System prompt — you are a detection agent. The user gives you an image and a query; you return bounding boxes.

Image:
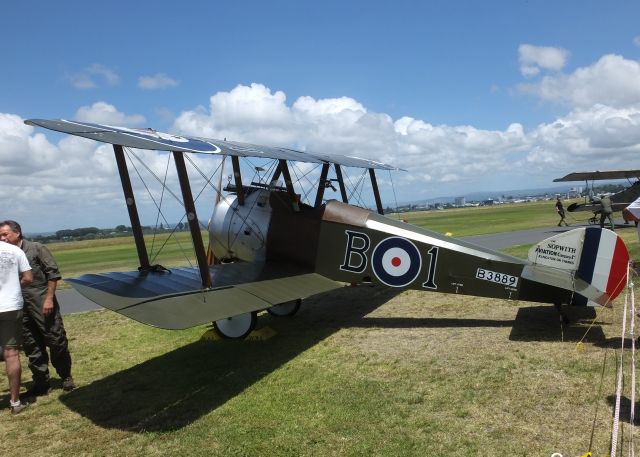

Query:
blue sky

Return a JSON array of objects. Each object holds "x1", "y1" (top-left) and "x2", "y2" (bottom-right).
[{"x1": 2, "y1": 1, "x2": 640, "y2": 231}]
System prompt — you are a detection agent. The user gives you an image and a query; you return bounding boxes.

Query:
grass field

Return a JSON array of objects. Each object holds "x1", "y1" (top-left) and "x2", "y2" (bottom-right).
[
  {"x1": 49, "y1": 231, "x2": 202, "y2": 284},
  {"x1": 396, "y1": 198, "x2": 590, "y2": 237},
  {"x1": 1, "y1": 201, "x2": 638, "y2": 456}
]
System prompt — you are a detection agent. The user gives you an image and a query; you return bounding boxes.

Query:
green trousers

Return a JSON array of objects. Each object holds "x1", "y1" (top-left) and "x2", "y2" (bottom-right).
[{"x1": 22, "y1": 295, "x2": 72, "y2": 384}]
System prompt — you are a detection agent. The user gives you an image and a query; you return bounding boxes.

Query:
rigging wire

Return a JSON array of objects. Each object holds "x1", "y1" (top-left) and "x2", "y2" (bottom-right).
[
  {"x1": 290, "y1": 162, "x2": 322, "y2": 205},
  {"x1": 124, "y1": 148, "x2": 226, "y2": 267},
  {"x1": 388, "y1": 169, "x2": 400, "y2": 218},
  {"x1": 182, "y1": 154, "x2": 260, "y2": 256},
  {"x1": 125, "y1": 149, "x2": 184, "y2": 204},
  {"x1": 349, "y1": 169, "x2": 369, "y2": 209},
  {"x1": 264, "y1": 160, "x2": 279, "y2": 184},
  {"x1": 124, "y1": 149, "x2": 194, "y2": 267},
  {"x1": 189, "y1": 155, "x2": 277, "y2": 255},
  {"x1": 149, "y1": 152, "x2": 172, "y2": 259},
  {"x1": 341, "y1": 167, "x2": 368, "y2": 208},
  {"x1": 184, "y1": 154, "x2": 228, "y2": 220}
]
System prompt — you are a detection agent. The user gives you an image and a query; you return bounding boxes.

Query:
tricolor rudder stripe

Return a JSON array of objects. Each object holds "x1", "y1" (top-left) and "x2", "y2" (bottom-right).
[{"x1": 576, "y1": 227, "x2": 629, "y2": 304}]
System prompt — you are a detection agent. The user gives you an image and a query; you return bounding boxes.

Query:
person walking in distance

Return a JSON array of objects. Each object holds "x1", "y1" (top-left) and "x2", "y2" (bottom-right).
[
  {"x1": 599, "y1": 194, "x2": 615, "y2": 230},
  {"x1": 555, "y1": 197, "x2": 569, "y2": 227},
  {"x1": 0, "y1": 220, "x2": 75, "y2": 396}
]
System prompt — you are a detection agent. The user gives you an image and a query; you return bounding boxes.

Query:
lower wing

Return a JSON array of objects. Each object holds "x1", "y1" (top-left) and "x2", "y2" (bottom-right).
[{"x1": 68, "y1": 261, "x2": 340, "y2": 329}]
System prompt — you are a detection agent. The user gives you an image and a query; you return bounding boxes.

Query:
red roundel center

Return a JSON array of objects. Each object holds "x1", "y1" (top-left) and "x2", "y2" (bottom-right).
[{"x1": 391, "y1": 256, "x2": 402, "y2": 267}]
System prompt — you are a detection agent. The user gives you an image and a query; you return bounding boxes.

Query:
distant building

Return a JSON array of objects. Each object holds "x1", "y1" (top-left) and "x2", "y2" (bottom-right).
[{"x1": 454, "y1": 196, "x2": 466, "y2": 207}]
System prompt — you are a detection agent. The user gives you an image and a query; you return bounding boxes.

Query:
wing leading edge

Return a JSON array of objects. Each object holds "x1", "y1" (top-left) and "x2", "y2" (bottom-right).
[{"x1": 25, "y1": 118, "x2": 400, "y2": 171}]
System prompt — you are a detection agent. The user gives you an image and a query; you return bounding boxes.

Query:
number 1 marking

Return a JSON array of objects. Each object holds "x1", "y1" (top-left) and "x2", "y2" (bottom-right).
[{"x1": 422, "y1": 246, "x2": 439, "y2": 290}]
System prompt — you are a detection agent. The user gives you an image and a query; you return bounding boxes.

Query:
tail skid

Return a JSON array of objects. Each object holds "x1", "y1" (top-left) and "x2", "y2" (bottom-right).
[{"x1": 523, "y1": 227, "x2": 629, "y2": 306}]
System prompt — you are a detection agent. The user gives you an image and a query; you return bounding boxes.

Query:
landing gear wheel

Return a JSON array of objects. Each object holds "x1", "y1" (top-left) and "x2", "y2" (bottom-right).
[
  {"x1": 267, "y1": 299, "x2": 302, "y2": 317},
  {"x1": 213, "y1": 311, "x2": 257, "y2": 339}
]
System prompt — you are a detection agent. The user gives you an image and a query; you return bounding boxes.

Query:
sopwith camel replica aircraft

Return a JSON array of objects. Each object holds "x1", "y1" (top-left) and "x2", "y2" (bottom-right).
[{"x1": 26, "y1": 119, "x2": 631, "y2": 338}]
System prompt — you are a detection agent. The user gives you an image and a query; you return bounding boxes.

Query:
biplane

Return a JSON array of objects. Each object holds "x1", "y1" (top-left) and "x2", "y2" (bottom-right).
[
  {"x1": 554, "y1": 170, "x2": 640, "y2": 218},
  {"x1": 26, "y1": 119, "x2": 631, "y2": 338}
]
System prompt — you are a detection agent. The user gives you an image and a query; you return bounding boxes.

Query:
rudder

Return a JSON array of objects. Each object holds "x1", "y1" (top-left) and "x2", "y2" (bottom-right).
[{"x1": 526, "y1": 227, "x2": 629, "y2": 306}]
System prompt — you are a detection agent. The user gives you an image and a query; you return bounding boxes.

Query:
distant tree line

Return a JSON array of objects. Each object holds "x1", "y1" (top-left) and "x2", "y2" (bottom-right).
[{"x1": 30, "y1": 223, "x2": 189, "y2": 244}]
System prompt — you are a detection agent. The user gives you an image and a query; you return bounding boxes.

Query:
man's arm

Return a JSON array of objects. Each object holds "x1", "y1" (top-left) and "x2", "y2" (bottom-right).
[
  {"x1": 35, "y1": 243, "x2": 62, "y2": 316},
  {"x1": 20, "y1": 270, "x2": 33, "y2": 287},
  {"x1": 42, "y1": 279, "x2": 57, "y2": 316}
]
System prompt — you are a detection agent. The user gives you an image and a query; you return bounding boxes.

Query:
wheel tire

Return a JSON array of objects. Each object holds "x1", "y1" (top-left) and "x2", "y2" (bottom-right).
[
  {"x1": 213, "y1": 311, "x2": 257, "y2": 339},
  {"x1": 267, "y1": 299, "x2": 302, "y2": 317}
]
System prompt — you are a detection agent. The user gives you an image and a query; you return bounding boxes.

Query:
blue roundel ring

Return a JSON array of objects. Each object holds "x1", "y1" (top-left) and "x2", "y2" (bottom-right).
[{"x1": 371, "y1": 237, "x2": 422, "y2": 287}]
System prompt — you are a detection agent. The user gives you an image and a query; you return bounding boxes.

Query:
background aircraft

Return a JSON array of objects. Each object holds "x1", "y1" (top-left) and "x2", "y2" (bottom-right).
[
  {"x1": 554, "y1": 170, "x2": 640, "y2": 219},
  {"x1": 25, "y1": 119, "x2": 631, "y2": 338}
]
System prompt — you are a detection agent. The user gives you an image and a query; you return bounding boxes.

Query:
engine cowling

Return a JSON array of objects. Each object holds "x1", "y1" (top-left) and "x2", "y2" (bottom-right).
[{"x1": 209, "y1": 189, "x2": 273, "y2": 262}]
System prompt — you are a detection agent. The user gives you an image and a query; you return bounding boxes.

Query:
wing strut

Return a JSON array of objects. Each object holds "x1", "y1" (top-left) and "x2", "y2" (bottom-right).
[
  {"x1": 334, "y1": 164, "x2": 349, "y2": 203},
  {"x1": 173, "y1": 151, "x2": 212, "y2": 288},
  {"x1": 231, "y1": 156, "x2": 245, "y2": 206},
  {"x1": 113, "y1": 145, "x2": 150, "y2": 270},
  {"x1": 278, "y1": 160, "x2": 298, "y2": 209},
  {"x1": 314, "y1": 163, "x2": 330, "y2": 208},
  {"x1": 270, "y1": 166, "x2": 282, "y2": 186},
  {"x1": 369, "y1": 168, "x2": 384, "y2": 215}
]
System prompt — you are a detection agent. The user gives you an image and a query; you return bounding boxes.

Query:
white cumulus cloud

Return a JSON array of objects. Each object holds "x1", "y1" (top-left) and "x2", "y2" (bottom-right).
[
  {"x1": 518, "y1": 54, "x2": 640, "y2": 109},
  {"x1": 525, "y1": 104, "x2": 640, "y2": 168},
  {"x1": 174, "y1": 83, "x2": 531, "y2": 191},
  {"x1": 0, "y1": 111, "x2": 206, "y2": 232},
  {"x1": 75, "y1": 102, "x2": 146, "y2": 125},
  {"x1": 171, "y1": 81, "x2": 640, "y2": 197},
  {"x1": 0, "y1": 113, "x2": 127, "y2": 230},
  {"x1": 138, "y1": 73, "x2": 179, "y2": 90},
  {"x1": 175, "y1": 83, "x2": 295, "y2": 145},
  {"x1": 66, "y1": 64, "x2": 120, "y2": 89},
  {"x1": 518, "y1": 44, "x2": 569, "y2": 77}
]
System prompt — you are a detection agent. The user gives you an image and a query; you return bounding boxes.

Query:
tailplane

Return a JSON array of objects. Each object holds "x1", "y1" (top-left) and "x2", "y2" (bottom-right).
[{"x1": 522, "y1": 227, "x2": 629, "y2": 306}]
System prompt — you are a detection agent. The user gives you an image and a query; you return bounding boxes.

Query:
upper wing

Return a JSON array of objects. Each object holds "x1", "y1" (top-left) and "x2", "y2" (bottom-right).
[
  {"x1": 25, "y1": 118, "x2": 400, "y2": 171},
  {"x1": 67, "y1": 261, "x2": 341, "y2": 330},
  {"x1": 554, "y1": 170, "x2": 640, "y2": 182}
]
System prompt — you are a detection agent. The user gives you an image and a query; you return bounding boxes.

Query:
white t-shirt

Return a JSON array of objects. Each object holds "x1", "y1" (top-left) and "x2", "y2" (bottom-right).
[{"x1": 0, "y1": 241, "x2": 32, "y2": 312}]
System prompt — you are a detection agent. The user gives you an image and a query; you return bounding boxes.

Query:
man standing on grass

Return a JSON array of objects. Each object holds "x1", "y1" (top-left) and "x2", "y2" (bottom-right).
[
  {"x1": 599, "y1": 194, "x2": 615, "y2": 230},
  {"x1": 0, "y1": 220, "x2": 75, "y2": 396},
  {"x1": 0, "y1": 237, "x2": 32, "y2": 414}
]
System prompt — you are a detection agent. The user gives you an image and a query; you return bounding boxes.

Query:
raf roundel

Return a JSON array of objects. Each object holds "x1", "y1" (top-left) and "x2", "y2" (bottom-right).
[{"x1": 371, "y1": 237, "x2": 422, "y2": 287}]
